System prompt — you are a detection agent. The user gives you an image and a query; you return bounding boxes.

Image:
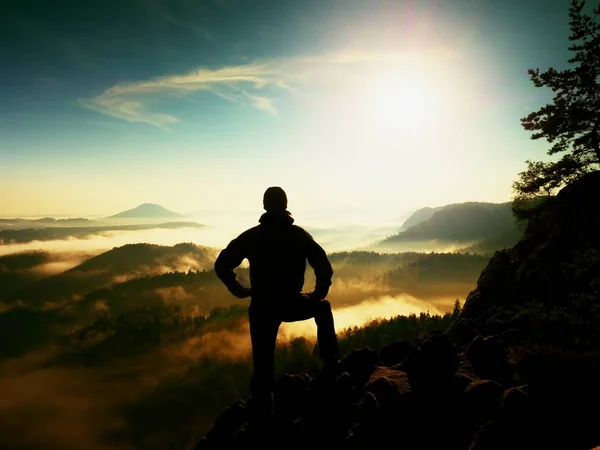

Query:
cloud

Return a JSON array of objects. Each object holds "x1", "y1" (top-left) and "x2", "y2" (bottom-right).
[
  {"x1": 250, "y1": 95, "x2": 277, "y2": 116},
  {"x1": 81, "y1": 49, "x2": 454, "y2": 128},
  {"x1": 0, "y1": 227, "x2": 221, "y2": 257},
  {"x1": 81, "y1": 61, "x2": 286, "y2": 127},
  {"x1": 80, "y1": 96, "x2": 179, "y2": 130}
]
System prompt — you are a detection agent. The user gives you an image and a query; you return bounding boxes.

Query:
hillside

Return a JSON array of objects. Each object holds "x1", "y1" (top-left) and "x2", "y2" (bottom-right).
[
  {"x1": 0, "y1": 251, "x2": 54, "y2": 299},
  {"x1": 6, "y1": 242, "x2": 217, "y2": 306},
  {"x1": 0, "y1": 243, "x2": 227, "y2": 361},
  {"x1": 398, "y1": 206, "x2": 442, "y2": 230},
  {"x1": 383, "y1": 252, "x2": 489, "y2": 299},
  {"x1": 192, "y1": 171, "x2": 600, "y2": 450},
  {"x1": 0, "y1": 217, "x2": 101, "y2": 229},
  {"x1": 0, "y1": 245, "x2": 481, "y2": 365},
  {"x1": 109, "y1": 203, "x2": 183, "y2": 219},
  {"x1": 376, "y1": 202, "x2": 524, "y2": 253}
]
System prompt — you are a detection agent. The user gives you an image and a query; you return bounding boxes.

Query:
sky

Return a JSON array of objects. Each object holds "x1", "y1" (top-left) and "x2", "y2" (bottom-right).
[{"x1": 0, "y1": 0, "x2": 575, "y2": 218}]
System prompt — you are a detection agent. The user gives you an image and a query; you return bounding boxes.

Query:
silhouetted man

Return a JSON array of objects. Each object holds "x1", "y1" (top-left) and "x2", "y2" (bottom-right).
[{"x1": 214, "y1": 186, "x2": 339, "y2": 413}]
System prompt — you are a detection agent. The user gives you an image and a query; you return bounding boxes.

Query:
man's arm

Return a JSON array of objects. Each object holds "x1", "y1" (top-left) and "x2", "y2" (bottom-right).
[
  {"x1": 214, "y1": 235, "x2": 252, "y2": 299},
  {"x1": 304, "y1": 231, "x2": 333, "y2": 299}
]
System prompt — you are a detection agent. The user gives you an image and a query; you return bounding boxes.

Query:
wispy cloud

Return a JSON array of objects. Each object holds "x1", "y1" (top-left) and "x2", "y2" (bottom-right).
[
  {"x1": 80, "y1": 61, "x2": 288, "y2": 128},
  {"x1": 81, "y1": 49, "x2": 454, "y2": 129},
  {"x1": 80, "y1": 96, "x2": 180, "y2": 130}
]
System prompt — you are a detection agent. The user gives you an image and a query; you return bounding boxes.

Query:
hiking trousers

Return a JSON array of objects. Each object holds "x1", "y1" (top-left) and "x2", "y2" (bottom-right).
[{"x1": 248, "y1": 294, "x2": 339, "y2": 396}]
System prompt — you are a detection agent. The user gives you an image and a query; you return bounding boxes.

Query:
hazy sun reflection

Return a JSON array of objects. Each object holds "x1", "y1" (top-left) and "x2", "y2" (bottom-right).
[{"x1": 279, "y1": 294, "x2": 441, "y2": 340}]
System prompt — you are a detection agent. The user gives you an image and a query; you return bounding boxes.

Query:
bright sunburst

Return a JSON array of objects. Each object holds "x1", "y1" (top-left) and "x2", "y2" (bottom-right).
[{"x1": 368, "y1": 70, "x2": 438, "y2": 131}]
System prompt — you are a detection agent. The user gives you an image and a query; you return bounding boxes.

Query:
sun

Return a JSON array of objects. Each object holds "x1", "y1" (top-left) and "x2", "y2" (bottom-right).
[{"x1": 368, "y1": 71, "x2": 438, "y2": 132}]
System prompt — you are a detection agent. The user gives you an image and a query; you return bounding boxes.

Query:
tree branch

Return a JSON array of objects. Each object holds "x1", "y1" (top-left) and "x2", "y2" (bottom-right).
[{"x1": 591, "y1": 117, "x2": 600, "y2": 162}]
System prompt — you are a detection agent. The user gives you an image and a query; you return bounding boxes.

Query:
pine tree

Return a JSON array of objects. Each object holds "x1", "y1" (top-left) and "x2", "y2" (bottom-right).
[
  {"x1": 513, "y1": 1, "x2": 600, "y2": 218},
  {"x1": 452, "y1": 299, "x2": 462, "y2": 319}
]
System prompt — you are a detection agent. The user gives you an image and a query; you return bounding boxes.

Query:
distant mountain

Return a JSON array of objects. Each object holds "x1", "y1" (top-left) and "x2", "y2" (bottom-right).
[
  {"x1": 377, "y1": 201, "x2": 525, "y2": 253},
  {"x1": 399, "y1": 206, "x2": 443, "y2": 231},
  {"x1": 109, "y1": 203, "x2": 183, "y2": 219}
]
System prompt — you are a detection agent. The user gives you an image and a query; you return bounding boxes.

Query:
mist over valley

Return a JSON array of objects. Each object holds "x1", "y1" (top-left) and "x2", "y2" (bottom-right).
[{"x1": 0, "y1": 200, "x2": 507, "y2": 448}]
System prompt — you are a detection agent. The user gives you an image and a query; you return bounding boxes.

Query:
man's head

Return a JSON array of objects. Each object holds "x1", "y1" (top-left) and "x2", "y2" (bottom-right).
[{"x1": 263, "y1": 186, "x2": 288, "y2": 212}]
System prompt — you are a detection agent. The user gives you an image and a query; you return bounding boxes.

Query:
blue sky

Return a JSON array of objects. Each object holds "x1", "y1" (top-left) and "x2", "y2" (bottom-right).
[{"x1": 0, "y1": 0, "x2": 574, "y2": 217}]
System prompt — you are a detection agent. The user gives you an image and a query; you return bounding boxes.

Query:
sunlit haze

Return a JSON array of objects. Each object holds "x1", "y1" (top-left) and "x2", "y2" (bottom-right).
[
  {"x1": 280, "y1": 295, "x2": 443, "y2": 339},
  {"x1": 1, "y1": 0, "x2": 571, "y2": 218},
  {"x1": 0, "y1": 2, "x2": 597, "y2": 449}
]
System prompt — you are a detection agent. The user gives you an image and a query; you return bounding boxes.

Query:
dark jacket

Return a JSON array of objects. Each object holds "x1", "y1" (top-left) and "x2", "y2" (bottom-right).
[{"x1": 214, "y1": 211, "x2": 333, "y2": 300}]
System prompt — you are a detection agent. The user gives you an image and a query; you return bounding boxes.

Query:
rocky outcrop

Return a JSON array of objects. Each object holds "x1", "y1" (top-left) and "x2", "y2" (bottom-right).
[
  {"x1": 461, "y1": 171, "x2": 600, "y2": 325},
  {"x1": 191, "y1": 172, "x2": 600, "y2": 450},
  {"x1": 194, "y1": 336, "x2": 600, "y2": 450}
]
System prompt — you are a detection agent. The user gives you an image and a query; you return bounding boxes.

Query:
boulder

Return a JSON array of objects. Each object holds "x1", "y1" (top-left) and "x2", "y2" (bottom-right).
[
  {"x1": 273, "y1": 373, "x2": 310, "y2": 422},
  {"x1": 461, "y1": 379, "x2": 504, "y2": 432},
  {"x1": 380, "y1": 340, "x2": 415, "y2": 367},
  {"x1": 195, "y1": 400, "x2": 247, "y2": 450},
  {"x1": 402, "y1": 332, "x2": 459, "y2": 392},
  {"x1": 339, "y1": 347, "x2": 381, "y2": 389},
  {"x1": 465, "y1": 335, "x2": 512, "y2": 383}
]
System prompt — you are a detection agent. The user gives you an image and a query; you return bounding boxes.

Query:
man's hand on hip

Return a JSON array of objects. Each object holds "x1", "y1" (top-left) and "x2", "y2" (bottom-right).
[{"x1": 230, "y1": 285, "x2": 252, "y2": 299}]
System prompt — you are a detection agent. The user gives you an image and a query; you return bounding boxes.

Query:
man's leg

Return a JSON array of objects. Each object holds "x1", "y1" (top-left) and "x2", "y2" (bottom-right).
[
  {"x1": 313, "y1": 299, "x2": 340, "y2": 369},
  {"x1": 248, "y1": 305, "x2": 281, "y2": 414},
  {"x1": 280, "y1": 295, "x2": 340, "y2": 369}
]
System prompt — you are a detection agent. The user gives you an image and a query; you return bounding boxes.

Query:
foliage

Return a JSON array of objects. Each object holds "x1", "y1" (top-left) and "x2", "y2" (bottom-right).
[
  {"x1": 337, "y1": 310, "x2": 457, "y2": 354},
  {"x1": 514, "y1": 0, "x2": 600, "y2": 215},
  {"x1": 460, "y1": 224, "x2": 526, "y2": 255},
  {"x1": 328, "y1": 251, "x2": 423, "y2": 267},
  {"x1": 4, "y1": 243, "x2": 217, "y2": 306},
  {"x1": 0, "y1": 246, "x2": 481, "y2": 362},
  {"x1": 54, "y1": 304, "x2": 249, "y2": 366},
  {"x1": 324, "y1": 251, "x2": 425, "y2": 282},
  {"x1": 0, "y1": 250, "x2": 51, "y2": 271},
  {"x1": 0, "y1": 305, "x2": 67, "y2": 358},
  {"x1": 0, "y1": 251, "x2": 53, "y2": 300},
  {"x1": 508, "y1": 299, "x2": 600, "y2": 346},
  {"x1": 452, "y1": 299, "x2": 462, "y2": 319},
  {"x1": 383, "y1": 252, "x2": 489, "y2": 294},
  {"x1": 511, "y1": 194, "x2": 555, "y2": 222},
  {"x1": 510, "y1": 342, "x2": 600, "y2": 386}
]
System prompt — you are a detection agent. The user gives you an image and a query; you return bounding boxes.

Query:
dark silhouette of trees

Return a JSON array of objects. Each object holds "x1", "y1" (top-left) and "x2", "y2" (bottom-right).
[
  {"x1": 513, "y1": 0, "x2": 600, "y2": 218},
  {"x1": 383, "y1": 252, "x2": 489, "y2": 291},
  {"x1": 0, "y1": 251, "x2": 52, "y2": 299},
  {"x1": 452, "y1": 299, "x2": 462, "y2": 319}
]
